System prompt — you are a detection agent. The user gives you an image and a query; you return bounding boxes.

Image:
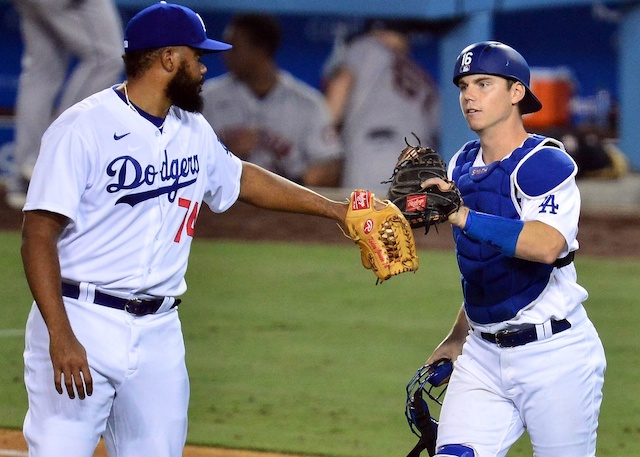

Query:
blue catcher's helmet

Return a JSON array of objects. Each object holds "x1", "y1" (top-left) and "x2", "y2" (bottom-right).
[
  {"x1": 405, "y1": 359, "x2": 453, "y2": 457},
  {"x1": 452, "y1": 41, "x2": 542, "y2": 115}
]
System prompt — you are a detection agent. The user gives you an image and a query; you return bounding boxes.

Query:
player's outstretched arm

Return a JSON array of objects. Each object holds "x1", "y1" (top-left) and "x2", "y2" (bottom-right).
[
  {"x1": 22, "y1": 210, "x2": 93, "y2": 400},
  {"x1": 239, "y1": 162, "x2": 418, "y2": 283},
  {"x1": 238, "y1": 161, "x2": 348, "y2": 223}
]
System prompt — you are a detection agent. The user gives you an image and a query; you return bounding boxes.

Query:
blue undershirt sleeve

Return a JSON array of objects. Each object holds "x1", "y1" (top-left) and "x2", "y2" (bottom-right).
[{"x1": 462, "y1": 210, "x2": 524, "y2": 257}]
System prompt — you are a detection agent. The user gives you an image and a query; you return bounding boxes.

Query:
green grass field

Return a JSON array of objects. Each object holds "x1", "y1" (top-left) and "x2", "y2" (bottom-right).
[{"x1": 1, "y1": 232, "x2": 638, "y2": 456}]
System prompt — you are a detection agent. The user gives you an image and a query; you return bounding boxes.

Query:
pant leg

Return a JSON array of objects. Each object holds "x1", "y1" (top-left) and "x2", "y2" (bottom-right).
[
  {"x1": 102, "y1": 310, "x2": 190, "y2": 457},
  {"x1": 514, "y1": 318, "x2": 606, "y2": 457},
  {"x1": 24, "y1": 299, "x2": 189, "y2": 457},
  {"x1": 12, "y1": 0, "x2": 69, "y2": 179},
  {"x1": 436, "y1": 335, "x2": 526, "y2": 457},
  {"x1": 53, "y1": 0, "x2": 124, "y2": 112},
  {"x1": 23, "y1": 302, "x2": 117, "y2": 457}
]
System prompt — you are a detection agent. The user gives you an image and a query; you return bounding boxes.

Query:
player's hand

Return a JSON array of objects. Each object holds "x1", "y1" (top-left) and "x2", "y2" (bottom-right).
[
  {"x1": 420, "y1": 177, "x2": 469, "y2": 228},
  {"x1": 419, "y1": 176, "x2": 451, "y2": 191},
  {"x1": 49, "y1": 330, "x2": 93, "y2": 400}
]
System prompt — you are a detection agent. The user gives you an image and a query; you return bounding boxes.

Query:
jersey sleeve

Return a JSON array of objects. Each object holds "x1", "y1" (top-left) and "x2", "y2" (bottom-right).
[
  {"x1": 518, "y1": 176, "x2": 581, "y2": 254},
  {"x1": 202, "y1": 131, "x2": 243, "y2": 213},
  {"x1": 23, "y1": 122, "x2": 94, "y2": 223},
  {"x1": 514, "y1": 145, "x2": 580, "y2": 253},
  {"x1": 447, "y1": 148, "x2": 464, "y2": 180}
]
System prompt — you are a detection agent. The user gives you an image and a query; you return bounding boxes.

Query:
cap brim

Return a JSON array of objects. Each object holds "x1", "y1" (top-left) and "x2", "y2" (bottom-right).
[{"x1": 194, "y1": 39, "x2": 232, "y2": 53}]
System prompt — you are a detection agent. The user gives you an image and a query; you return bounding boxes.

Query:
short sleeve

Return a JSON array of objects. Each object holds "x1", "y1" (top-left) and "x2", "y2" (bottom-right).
[
  {"x1": 24, "y1": 124, "x2": 94, "y2": 223},
  {"x1": 202, "y1": 132, "x2": 243, "y2": 213},
  {"x1": 518, "y1": 178, "x2": 581, "y2": 254}
]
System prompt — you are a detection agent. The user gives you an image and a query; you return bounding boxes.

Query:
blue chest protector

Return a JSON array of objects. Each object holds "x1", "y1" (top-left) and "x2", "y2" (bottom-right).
[{"x1": 451, "y1": 135, "x2": 574, "y2": 324}]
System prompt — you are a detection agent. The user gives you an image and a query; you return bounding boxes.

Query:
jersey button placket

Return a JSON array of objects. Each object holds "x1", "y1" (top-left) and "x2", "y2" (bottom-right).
[{"x1": 142, "y1": 138, "x2": 167, "y2": 288}]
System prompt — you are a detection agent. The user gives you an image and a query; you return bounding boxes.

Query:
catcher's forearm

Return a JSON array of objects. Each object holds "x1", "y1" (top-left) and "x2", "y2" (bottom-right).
[
  {"x1": 455, "y1": 208, "x2": 566, "y2": 264},
  {"x1": 461, "y1": 209, "x2": 523, "y2": 257},
  {"x1": 429, "y1": 306, "x2": 468, "y2": 364},
  {"x1": 449, "y1": 306, "x2": 471, "y2": 343}
]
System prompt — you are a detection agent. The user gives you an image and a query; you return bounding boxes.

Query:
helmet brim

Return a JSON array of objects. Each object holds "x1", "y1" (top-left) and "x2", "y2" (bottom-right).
[{"x1": 521, "y1": 89, "x2": 542, "y2": 114}]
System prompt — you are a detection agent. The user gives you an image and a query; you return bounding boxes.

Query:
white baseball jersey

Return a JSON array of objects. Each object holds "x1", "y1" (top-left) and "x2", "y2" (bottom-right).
[
  {"x1": 24, "y1": 86, "x2": 242, "y2": 298},
  {"x1": 201, "y1": 70, "x2": 342, "y2": 182},
  {"x1": 335, "y1": 35, "x2": 440, "y2": 194},
  {"x1": 23, "y1": 86, "x2": 243, "y2": 457}
]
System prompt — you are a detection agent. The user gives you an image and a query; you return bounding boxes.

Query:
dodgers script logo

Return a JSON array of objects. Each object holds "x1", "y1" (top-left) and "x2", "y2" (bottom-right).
[{"x1": 106, "y1": 150, "x2": 199, "y2": 206}]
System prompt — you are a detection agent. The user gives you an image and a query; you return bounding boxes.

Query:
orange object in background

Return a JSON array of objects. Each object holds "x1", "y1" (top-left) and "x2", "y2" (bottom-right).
[{"x1": 523, "y1": 67, "x2": 574, "y2": 130}]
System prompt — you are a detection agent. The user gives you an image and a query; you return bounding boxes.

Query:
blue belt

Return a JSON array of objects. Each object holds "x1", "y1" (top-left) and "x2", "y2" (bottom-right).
[
  {"x1": 480, "y1": 318, "x2": 571, "y2": 348},
  {"x1": 61, "y1": 282, "x2": 179, "y2": 316}
]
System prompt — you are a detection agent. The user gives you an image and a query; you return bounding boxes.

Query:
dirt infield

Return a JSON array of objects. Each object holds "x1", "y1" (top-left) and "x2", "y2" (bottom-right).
[{"x1": 0, "y1": 428, "x2": 309, "y2": 457}]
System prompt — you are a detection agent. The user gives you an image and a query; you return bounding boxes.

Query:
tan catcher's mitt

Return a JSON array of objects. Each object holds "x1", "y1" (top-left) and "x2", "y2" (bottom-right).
[{"x1": 343, "y1": 189, "x2": 419, "y2": 283}]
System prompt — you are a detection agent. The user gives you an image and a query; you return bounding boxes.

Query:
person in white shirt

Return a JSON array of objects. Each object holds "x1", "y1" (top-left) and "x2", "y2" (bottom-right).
[{"x1": 21, "y1": 4, "x2": 352, "y2": 456}]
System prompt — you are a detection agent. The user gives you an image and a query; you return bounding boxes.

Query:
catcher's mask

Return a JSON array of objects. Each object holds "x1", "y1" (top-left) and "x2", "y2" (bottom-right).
[
  {"x1": 405, "y1": 359, "x2": 453, "y2": 457},
  {"x1": 452, "y1": 41, "x2": 541, "y2": 115}
]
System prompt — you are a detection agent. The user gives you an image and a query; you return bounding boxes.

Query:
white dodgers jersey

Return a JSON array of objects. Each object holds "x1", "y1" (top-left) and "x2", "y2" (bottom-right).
[{"x1": 24, "y1": 87, "x2": 243, "y2": 297}]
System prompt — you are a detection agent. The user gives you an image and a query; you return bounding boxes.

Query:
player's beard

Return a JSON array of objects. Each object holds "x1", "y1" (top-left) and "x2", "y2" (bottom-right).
[{"x1": 166, "y1": 62, "x2": 204, "y2": 113}]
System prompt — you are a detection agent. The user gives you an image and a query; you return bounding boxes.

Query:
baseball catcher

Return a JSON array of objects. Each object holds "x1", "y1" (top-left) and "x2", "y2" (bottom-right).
[
  {"x1": 385, "y1": 135, "x2": 462, "y2": 233},
  {"x1": 342, "y1": 189, "x2": 418, "y2": 283}
]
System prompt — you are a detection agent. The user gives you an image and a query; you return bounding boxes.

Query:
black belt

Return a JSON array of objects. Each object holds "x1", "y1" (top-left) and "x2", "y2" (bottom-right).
[
  {"x1": 480, "y1": 318, "x2": 571, "y2": 348},
  {"x1": 553, "y1": 251, "x2": 575, "y2": 268},
  {"x1": 61, "y1": 282, "x2": 179, "y2": 316}
]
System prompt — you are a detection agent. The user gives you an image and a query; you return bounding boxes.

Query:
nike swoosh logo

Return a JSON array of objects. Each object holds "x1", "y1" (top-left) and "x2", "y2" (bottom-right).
[{"x1": 113, "y1": 132, "x2": 131, "y2": 140}]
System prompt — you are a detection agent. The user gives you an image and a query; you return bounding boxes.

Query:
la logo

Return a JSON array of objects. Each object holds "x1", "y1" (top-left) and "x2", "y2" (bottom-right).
[{"x1": 539, "y1": 195, "x2": 559, "y2": 214}]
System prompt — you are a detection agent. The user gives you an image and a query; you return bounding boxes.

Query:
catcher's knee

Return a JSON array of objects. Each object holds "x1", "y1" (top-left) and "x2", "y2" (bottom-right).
[{"x1": 435, "y1": 444, "x2": 476, "y2": 457}]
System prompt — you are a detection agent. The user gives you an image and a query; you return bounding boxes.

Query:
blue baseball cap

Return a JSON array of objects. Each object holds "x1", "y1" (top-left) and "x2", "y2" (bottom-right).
[{"x1": 124, "y1": 2, "x2": 232, "y2": 53}]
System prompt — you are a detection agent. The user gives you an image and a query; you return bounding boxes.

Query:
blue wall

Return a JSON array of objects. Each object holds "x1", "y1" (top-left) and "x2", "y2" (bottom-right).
[{"x1": 0, "y1": 3, "x2": 619, "y2": 147}]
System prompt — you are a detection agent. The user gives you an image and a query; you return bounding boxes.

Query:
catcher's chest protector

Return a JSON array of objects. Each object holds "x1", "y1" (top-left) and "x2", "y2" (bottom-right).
[{"x1": 451, "y1": 137, "x2": 554, "y2": 324}]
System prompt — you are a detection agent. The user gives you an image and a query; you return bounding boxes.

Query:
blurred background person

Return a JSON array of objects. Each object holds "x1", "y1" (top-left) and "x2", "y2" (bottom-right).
[
  {"x1": 202, "y1": 13, "x2": 343, "y2": 187},
  {"x1": 6, "y1": 0, "x2": 123, "y2": 209},
  {"x1": 322, "y1": 19, "x2": 440, "y2": 194}
]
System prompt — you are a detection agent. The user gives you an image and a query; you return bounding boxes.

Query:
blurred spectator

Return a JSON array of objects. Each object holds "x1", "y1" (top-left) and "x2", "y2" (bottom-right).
[
  {"x1": 201, "y1": 13, "x2": 342, "y2": 187},
  {"x1": 6, "y1": 0, "x2": 123, "y2": 209},
  {"x1": 322, "y1": 19, "x2": 440, "y2": 194}
]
